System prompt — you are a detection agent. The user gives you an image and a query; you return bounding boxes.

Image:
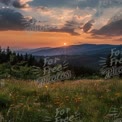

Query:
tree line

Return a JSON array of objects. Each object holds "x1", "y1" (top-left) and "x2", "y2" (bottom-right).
[
  {"x1": 0, "y1": 47, "x2": 43, "y2": 67},
  {"x1": 0, "y1": 47, "x2": 44, "y2": 79}
]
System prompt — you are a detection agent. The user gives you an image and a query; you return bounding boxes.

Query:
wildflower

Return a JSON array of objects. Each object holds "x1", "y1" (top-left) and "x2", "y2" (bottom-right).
[
  {"x1": 45, "y1": 85, "x2": 48, "y2": 88},
  {"x1": 115, "y1": 93, "x2": 121, "y2": 97},
  {"x1": 65, "y1": 96, "x2": 70, "y2": 101},
  {"x1": 74, "y1": 97, "x2": 82, "y2": 103}
]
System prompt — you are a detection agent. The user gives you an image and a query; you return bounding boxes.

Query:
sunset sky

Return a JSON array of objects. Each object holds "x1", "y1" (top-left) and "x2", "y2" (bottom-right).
[{"x1": 0, "y1": 0, "x2": 121, "y2": 49}]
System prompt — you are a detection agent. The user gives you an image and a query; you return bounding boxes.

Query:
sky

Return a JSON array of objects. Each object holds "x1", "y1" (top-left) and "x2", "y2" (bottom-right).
[{"x1": 0, "y1": 0, "x2": 121, "y2": 48}]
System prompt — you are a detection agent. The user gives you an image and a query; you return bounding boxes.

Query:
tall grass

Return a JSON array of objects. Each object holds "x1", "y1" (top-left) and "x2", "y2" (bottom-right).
[{"x1": 0, "y1": 78, "x2": 121, "y2": 122}]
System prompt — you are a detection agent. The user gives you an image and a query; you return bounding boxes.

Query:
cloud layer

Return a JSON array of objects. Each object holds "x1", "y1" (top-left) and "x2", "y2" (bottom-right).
[{"x1": 0, "y1": 0, "x2": 121, "y2": 36}]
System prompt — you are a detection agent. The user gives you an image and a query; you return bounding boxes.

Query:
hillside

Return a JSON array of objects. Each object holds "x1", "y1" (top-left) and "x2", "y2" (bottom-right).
[{"x1": 17, "y1": 44, "x2": 122, "y2": 69}]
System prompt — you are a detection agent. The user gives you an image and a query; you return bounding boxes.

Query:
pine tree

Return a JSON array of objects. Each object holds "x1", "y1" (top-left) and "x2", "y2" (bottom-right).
[{"x1": 24, "y1": 53, "x2": 28, "y2": 61}]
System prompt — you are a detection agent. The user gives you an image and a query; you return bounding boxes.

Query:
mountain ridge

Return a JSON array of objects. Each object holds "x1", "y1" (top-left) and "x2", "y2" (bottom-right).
[{"x1": 17, "y1": 43, "x2": 122, "y2": 56}]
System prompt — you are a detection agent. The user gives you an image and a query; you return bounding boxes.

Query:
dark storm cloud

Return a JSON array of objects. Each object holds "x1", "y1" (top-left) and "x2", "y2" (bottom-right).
[
  {"x1": 0, "y1": 8, "x2": 81, "y2": 35},
  {"x1": 92, "y1": 10, "x2": 122, "y2": 36},
  {"x1": 49, "y1": 20, "x2": 83, "y2": 35},
  {"x1": 0, "y1": 8, "x2": 27, "y2": 30},
  {"x1": 92, "y1": 20, "x2": 122, "y2": 36},
  {"x1": 0, "y1": 0, "x2": 31, "y2": 8},
  {"x1": 13, "y1": 1, "x2": 28, "y2": 8},
  {"x1": 83, "y1": 19, "x2": 95, "y2": 33}
]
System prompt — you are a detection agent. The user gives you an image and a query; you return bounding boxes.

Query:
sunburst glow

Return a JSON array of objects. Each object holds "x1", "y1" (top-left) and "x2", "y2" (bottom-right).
[{"x1": 64, "y1": 43, "x2": 67, "y2": 46}]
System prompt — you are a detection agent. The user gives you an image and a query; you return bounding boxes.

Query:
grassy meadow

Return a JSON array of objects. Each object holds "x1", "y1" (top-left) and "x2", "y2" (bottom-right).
[{"x1": 0, "y1": 78, "x2": 122, "y2": 122}]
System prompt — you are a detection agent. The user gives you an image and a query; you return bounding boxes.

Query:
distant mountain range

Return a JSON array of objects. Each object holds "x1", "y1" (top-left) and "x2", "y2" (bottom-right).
[
  {"x1": 17, "y1": 44, "x2": 122, "y2": 56},
  {"x1": 17, "y1": 44, "x2": 122, "y2": 69}
]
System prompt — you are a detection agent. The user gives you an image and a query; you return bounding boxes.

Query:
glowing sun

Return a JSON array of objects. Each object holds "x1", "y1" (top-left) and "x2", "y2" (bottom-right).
[{"x1": 64, "y1": 43, "x2": 67, "y2": 46}]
